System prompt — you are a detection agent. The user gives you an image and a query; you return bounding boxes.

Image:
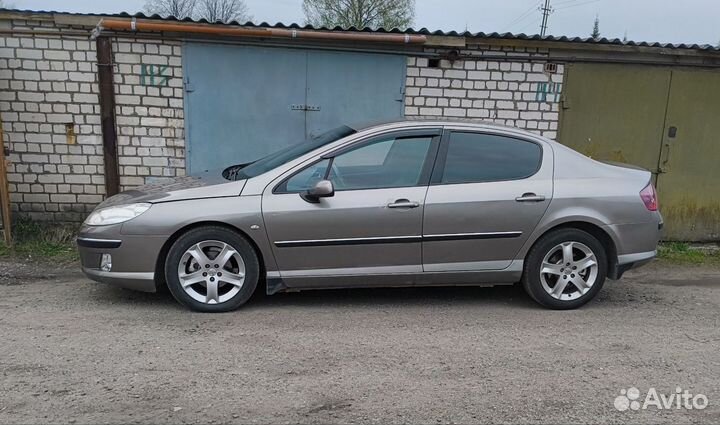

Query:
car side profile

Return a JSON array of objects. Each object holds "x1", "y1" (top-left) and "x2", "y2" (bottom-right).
[{"x1": 77, "y1": 120, "x2": 662, "y2": 312}]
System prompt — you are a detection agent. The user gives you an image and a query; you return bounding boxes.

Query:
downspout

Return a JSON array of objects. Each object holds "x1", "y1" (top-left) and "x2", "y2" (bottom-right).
[
  {"x1": 95, "y1": 18, "x2": 427, "y2": 44},
  {"x1": 95, "y1": 37, "x2": 121, "y2": 197}
]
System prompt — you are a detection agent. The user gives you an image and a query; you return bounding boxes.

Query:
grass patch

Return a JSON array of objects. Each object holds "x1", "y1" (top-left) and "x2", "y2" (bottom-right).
[
  {"x1": 658, "y1": 242, "x2": 720, "y2": 265},
  {"x1": 0, "y1": 218, "x2": 79, "y2": 263}
]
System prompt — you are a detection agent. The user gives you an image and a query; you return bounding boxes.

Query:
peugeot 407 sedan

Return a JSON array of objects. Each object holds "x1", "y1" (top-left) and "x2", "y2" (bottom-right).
[{"x1": 77, "y1": 120, "x2": 662, "y2": 312}]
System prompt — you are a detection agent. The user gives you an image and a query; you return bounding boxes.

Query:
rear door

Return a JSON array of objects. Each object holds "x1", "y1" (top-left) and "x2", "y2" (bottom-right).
[{"x1": 422, "y1": 129, "x2": 553, "y2": 271}]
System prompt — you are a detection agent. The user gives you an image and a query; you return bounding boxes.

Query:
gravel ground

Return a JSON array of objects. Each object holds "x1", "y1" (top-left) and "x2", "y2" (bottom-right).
[{"x1": 1, "y1": 258, "x2": 719, "y2": 424}]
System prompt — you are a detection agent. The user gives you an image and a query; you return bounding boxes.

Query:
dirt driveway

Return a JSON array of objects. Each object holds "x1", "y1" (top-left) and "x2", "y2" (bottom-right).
[{"x1": 1, "y1": 258, "x2": 719, "y2": 424}]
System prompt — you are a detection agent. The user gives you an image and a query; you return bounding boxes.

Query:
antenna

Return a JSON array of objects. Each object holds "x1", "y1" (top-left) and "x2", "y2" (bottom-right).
[{"x1": 539, "y1": 0, "x2": 553, "y2": 36}]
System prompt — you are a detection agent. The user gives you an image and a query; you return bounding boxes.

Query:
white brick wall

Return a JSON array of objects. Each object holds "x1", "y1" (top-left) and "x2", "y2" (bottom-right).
[
  {"x1": 0, "y1": 18, "x2": 185, "y2": 221},
  {"x1": 404, "y1": 45, "x2": 564, "y2": 139},
  {"x1": 0, "y1": 16, "x2": 564, "y2": 223}
]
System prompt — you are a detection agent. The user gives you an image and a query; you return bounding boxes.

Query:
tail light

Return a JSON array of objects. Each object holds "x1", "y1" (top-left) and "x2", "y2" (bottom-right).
[{"x1": 640, "y1": 182, "x2": 658, "y2": 211}]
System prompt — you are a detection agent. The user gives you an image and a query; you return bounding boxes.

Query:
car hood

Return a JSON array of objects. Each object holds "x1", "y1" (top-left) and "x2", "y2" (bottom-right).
[{"x1": 97, "y1": 170, "x2": 246, "y2": 208}]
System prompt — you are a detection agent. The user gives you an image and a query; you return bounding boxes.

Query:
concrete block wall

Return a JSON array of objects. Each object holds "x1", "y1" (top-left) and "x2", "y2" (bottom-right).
[
  {"x1": 404, "y1": 44, "x2": 563, "y2": 139},
  {"x1": 0, "y1": 18, "x2": 184, "y2": 221}
]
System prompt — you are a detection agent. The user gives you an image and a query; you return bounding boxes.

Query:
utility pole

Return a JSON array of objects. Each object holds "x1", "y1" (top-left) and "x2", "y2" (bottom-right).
[{"x1": 539, "y1": 0, "x2": 552, "y2": 37}]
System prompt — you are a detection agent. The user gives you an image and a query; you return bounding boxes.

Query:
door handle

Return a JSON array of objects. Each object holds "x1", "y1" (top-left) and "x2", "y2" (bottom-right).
[
  {"x1": 387, "y1": 199, "x2": 420, "y2": 209},
  {"x1": 515, "y1": 193, "x2": 546, "y2": 202},
  {"x1": 659, "y1": 142, "x2": 671, "y2": 173}
]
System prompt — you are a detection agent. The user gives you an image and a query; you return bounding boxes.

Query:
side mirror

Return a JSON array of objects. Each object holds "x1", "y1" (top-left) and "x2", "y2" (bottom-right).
[{"x1": 300, "y1": 179, "x2": 334, "y2": 203}]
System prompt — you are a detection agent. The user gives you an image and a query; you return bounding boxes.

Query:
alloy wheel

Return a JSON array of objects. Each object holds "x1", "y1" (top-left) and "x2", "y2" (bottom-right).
[
  {"x1": 539, "y1": 241, "x2": 598, "y2": 301},
  {"x1": 177, "y1": 240, "x2": 246, "y2": 305}
]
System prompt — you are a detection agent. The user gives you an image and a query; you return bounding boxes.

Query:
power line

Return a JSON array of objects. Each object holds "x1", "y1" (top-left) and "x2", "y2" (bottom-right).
[
  {"x1": 519, "y1": 19, "x2": 543, "y2": 34},
  {"x1": 554, "y1": 0, "x2": 601, "y2": 11},
  {"x1": 552, "y1": 0, "x2": 584, "y2": 7},
  {"x1": 500, "y1": 2, "x2": 542, "y2": 32}
]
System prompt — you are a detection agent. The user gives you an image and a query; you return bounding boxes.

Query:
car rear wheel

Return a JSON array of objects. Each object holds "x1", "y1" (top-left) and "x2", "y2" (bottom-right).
[
  {"x1": 165, "y1": 226, "x2": 260, "y2": 312},
  {"x1": 522, "y1": 228, "x2": 607, "y2": 309}
]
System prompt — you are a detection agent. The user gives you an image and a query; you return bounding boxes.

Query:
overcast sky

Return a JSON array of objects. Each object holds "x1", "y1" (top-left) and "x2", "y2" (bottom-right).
[{"x1": 7, "y1": 0, "x2": 720, "y2": 45}]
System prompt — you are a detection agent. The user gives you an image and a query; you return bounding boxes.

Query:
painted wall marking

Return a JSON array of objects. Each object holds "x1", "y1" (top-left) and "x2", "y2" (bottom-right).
[
  {"x1": 140, "y1": 64, "x2": 170, "y2": 86},
  {"x1": 536, "y1": 82, "x2": 562, "y2": 102}
]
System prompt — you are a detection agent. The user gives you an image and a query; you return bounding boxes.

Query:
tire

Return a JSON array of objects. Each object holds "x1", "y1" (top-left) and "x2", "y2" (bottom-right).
[
  {"x1": 165, "y1": 226, "x2": 260, "y2": 312},
  {"x1": 522, "y1": 228, "x2": 607, "y2": 310}
]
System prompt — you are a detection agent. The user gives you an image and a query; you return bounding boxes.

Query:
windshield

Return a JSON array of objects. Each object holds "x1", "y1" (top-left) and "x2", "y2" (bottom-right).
[{"x1": 223, "y1": 125, "x2": 356, "y2": 181}]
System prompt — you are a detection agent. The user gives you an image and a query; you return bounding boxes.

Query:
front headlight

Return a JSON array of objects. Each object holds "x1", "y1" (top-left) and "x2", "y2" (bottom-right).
[{"x1": 84, "y1": 203, "x2": 152, "y2": 226}]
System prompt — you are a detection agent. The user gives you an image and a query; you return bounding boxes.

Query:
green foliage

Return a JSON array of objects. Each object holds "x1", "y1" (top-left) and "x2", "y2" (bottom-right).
[
  {"x1": 658, "y1": 242, "x2": 720, "y2": 264},
  {"x1": 591, "y1": 15, "x2": 601, "y2": 39},
  {"x1": 303, "y1": 0, "x2": 415, "y2": 30},
  {"x1": 0, "y1": 217, "x2": 79, "y2": 262}
]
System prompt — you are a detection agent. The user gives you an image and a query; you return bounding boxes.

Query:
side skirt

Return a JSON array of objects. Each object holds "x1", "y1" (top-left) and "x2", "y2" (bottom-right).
[{"x1": 266, "y1": 261, "x2": 524, "y2": 294}]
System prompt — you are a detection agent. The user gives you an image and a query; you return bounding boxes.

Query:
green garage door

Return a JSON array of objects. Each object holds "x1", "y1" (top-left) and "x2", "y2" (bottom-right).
[
  {"x1": 559, "y1": 63, "x2": 720, "y2": 241},
  {"x1": 656, "y1": 70, "x2": 720, "y2": 241}
]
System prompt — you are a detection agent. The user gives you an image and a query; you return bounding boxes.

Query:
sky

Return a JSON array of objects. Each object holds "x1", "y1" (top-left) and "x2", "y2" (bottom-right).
[{"x1": 5, "y1": 0, "x2": 720, "y2": 45}]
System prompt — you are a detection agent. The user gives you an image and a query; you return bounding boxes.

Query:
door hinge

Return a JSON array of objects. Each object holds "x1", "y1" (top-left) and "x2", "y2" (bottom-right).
[
  {"x1": 291, "y1": 104, "x2": 321, "y2": 111},
  {"x1": 560, "y1": 95, "x2": 570, "y2": 109},
  {"x1": 184, "y1": 80, "x2": 194, "y2": 93}
]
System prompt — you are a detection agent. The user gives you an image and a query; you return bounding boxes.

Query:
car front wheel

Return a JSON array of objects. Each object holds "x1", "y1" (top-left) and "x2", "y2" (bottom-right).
[
  {"x1": 165, "y1": 226, "x2": 260, "y2": 312},
  {"x1": 522, "y1": 228, "x2": 607, "y2": 309}
]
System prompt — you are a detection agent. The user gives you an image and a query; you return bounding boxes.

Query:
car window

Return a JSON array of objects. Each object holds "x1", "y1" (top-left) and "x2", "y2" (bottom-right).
[
  {"x1": 283, "y1": 159, "x2": 331, "y2": 192},
  {"x1": 441, "y1": 132, "x2": 542, "y2": 184},
  {"x1": 328, "y1": 136, "x2": 433, "y2": 191}
]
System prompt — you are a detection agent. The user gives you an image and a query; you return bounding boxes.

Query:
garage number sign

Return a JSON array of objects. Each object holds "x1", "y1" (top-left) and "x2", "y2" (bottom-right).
[{"x1": 140, "y1": 64, "x2": 171, "y2": 87}]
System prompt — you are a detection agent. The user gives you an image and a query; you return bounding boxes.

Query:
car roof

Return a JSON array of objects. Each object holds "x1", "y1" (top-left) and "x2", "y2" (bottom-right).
[{"x1": 348, "y1": 118, "x2": 548, "y2": 141}]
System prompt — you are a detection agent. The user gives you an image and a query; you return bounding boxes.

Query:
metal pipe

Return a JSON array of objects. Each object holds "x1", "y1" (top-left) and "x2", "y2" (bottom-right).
[
  {"x1": 97, "y1": 18, "x2": 427, "y2": 44},
  {"x1": 95, "y1": 36, "x2": 121, "y2": 197},
  {"x1": 453, "y1": 52, "x2": 720, "y2": 68}
]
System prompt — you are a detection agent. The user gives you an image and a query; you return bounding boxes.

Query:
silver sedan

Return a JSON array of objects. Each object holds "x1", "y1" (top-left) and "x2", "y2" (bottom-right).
[{"x1": 77, "y1": 120, "x2": 662, "y2": 312}]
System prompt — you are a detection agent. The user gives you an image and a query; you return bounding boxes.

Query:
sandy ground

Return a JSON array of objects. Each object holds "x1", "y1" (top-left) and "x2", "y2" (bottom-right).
[{"x1": 1, "y1": 258, "x2": 719, "y2": 424}]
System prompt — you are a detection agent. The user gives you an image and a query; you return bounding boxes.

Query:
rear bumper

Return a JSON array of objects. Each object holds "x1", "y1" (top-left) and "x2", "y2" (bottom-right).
[{"x1": 610, "y1": 250, "x2": 656, "y2": 280}]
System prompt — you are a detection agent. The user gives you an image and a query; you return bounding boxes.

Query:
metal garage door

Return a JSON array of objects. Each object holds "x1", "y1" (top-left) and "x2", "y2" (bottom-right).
[
  {"x1": 559, "y1": 63, "x2": 720, "y2": 241},
  {"x1": 655, "y1": 69, "x2": 720, "y2": 241},
  {"x1": 183, "y1": 43, "x2": 406, "y2": 174}
]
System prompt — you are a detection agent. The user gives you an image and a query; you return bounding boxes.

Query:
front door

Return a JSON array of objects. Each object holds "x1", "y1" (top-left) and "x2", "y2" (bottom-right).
[
  {"x1": 422, "y1": 130, "x2": 553, "y2": 271},
  {"x1": 262, "y1": 130, "x2": 441, "y2": 286}
]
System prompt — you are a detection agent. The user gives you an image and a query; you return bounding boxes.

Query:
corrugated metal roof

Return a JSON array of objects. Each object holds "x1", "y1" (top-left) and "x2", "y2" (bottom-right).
[{"x1": 2, "y1": 8, "x2": 718, "y2": 53}]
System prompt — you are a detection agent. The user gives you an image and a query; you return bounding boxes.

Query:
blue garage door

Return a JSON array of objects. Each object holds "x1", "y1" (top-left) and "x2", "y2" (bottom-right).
[{"x1": 184, "y1": 43, "x2": 406, "y2": 174}]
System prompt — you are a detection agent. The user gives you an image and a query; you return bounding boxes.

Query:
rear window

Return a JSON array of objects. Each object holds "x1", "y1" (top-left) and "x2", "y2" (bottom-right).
[{"x1": 441, "y1": 132, "x2": 542, "y2": 184}]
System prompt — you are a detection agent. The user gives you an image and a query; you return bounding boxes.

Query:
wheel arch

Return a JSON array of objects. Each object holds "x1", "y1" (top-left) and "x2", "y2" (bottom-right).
[
  {"x1": 154, "y1": 220, "x2": 267, "y2": 290},
  {"x1": 522, "y1": 220, "x2": 619, "y2": 278}
]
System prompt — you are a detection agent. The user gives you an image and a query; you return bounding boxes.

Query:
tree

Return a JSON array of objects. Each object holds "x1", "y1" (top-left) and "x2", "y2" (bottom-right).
[
  {"x1": 143, "y1": 0, "x2": 197, "y2": 18},
  {"x1": 591, "y1": 15, "x2": 600, "y2": 39},
  {"x1": 197, "y1": 0, "x2": 251, "y2": 23},
  {"x1": 303, "y1": 0, "x2": 415, "y2": 30}
]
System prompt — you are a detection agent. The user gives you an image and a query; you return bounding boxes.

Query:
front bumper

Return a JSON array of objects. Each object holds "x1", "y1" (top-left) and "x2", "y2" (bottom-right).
[
  {"x1": 81, "y1": 267, "x2": 157, "y2": 292},
  {"x1": 77, "y1": 224, "x2": 168, "y2": 293}
]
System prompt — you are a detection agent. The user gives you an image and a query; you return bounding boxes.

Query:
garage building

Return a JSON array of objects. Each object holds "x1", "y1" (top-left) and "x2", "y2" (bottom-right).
[{"x1": 0, "y1": 9, "x2": 718, "y2": 240}]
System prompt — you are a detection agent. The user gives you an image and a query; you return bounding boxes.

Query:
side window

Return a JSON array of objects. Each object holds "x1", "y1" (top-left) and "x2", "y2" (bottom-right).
[
  {"x1": 441, "y1": 132, "x2": 542, "y2": 184},
  {"x1": 328, "y1": 136, "x2": 433, "y2": 190},
  {"x1": 283, "y1": 159, "x2": 330, "y2": 192}
]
